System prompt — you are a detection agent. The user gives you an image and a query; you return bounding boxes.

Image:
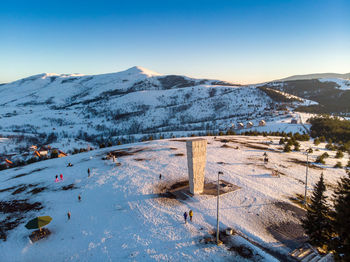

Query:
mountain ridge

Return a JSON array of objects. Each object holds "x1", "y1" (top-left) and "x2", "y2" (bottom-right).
[{"x1": 276, "y1": 72, "x2": 350, "y2": 82}]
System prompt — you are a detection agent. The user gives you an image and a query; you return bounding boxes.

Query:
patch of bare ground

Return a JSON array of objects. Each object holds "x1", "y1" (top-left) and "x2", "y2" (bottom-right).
[
  {"x1": 9, "y1": 167, "x2": 47, "y2": 180},
  {"x1": 223, "y1": 138, "x2": 279, "y2": 152},
  {"x1": 29, "y1": 186, "x2": 48, "y2": 195},
  {"x1": 229, "y1": 245, "x2": 254, "y2": 259},
  {"x1": 172, "y1": 153, "x2": 185, "y2": 157},
  {"x1": 107, "y1": 147, "x2": 148, "y2": 158},
  {"x1": 0, "y1": 199, "x2": 43, "y2": 241},
  {"x1": 0, "y1": 215, "x2": 24, "y2": 241},
  {"x1": 134, "y1": 158, "x2": 150, "y2": 161},
  {"x1": 0, "y1": 186, "x2": 17, "y2": 193},
  {"x1": 61, "y1": 183, "x2": 78, "y2": 191},
  {"x1": 288, "y1": 158, "x2": 324, "y2": 170},
  {"x1": 154, "y1": 179, "x2": 240, "y2": 204},
  {"x1": 288, "y1": 193, "x2": 310, "y2": 209},
  {"x1": 170, "y1": 139, "x2": 188, "y2": 142},
  {"x1": 220, "y1": 144, "x2": 239, "y2": 149},
  {"x1": 11, "y1": 183, "x2": 40, "y2": 195}
]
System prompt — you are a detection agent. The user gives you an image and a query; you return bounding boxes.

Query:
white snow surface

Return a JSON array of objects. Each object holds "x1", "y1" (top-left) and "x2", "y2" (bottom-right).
[{"x1": 0, "y1": 136, "x2": 347, "y2": 261}]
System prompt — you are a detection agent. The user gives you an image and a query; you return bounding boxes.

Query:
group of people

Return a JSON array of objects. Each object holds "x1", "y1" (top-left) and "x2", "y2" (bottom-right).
[
  {"x1": 54, "y1": 162, "x2": 89, "y2": 220},
  {"x1": 63, "y1": 161, "x2": 197, "y2": 226},
  {"x1": 67, "y1": 195, "x2": 81, "y2": 219},
  {"x1": 263, "y1": 152, "x2": 269, "y2": 164},
  {"x1": 55, "y1": 174, "x2": 64, "y2": 182},
  {"x1": 183, "y1": 210, "x2": 193, "y2": 223}
]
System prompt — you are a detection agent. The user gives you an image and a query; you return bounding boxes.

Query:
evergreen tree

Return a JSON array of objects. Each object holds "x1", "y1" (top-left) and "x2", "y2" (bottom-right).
[
  {"x1": 302, "y1": 173, "x2": 331, "y2": 249},
  {"x1": 332, "y1": 171, "x2": 350, "y2": 261}
]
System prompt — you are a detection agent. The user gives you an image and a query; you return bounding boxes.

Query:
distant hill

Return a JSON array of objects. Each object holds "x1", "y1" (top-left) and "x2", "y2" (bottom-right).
[{"x1": 277, "y1": 72, "x2": 350, "y2": 81}]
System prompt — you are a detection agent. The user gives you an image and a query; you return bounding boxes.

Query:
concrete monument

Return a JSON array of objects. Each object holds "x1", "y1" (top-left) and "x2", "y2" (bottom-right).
[{"x1": 186, "y1": 139, "x2": 207, "y2": 194}]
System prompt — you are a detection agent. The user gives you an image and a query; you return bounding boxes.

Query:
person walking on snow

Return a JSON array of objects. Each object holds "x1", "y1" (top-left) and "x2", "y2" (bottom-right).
[
  {"x1": 55, "y1": 175, "x2": 59, "y2": 183},
  {"x1": 159, "y1": 174, "x2": 162, "y2": 180},
  {"x1": 60, "y1": 174, "x2": 63, "y2": 181},
  {"x1": 184, "y1": 212, "x2": 188, "y2": 224},
  {"x1": 67, "y1": 211, "x2": 71, "y2": 220},
  {"x1": 189, "y1": 210, "x2": 193, "y2": 222},
  {"x1": 78, "y1": 195, "x2": 81, "y2": 201},
  {"x1": 88, "y1": 168, "x2": 90, "y2": 177}
]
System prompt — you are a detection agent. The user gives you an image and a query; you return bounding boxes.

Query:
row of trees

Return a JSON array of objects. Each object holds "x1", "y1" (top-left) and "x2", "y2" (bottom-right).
[
  {"x1": 302, "y1": 172, "x2": 350, "y2": 261},
  {"x1": 310, "y1": 116, "x2": 350, "y2": 144}
]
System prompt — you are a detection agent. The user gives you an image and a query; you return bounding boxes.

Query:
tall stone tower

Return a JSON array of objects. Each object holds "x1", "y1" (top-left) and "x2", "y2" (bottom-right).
[{"x1": 186, "y1": 139, "x2": 207, "y2": 194}]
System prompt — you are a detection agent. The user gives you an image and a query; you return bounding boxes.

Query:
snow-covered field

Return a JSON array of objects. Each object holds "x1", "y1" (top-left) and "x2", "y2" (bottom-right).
[{"x1": 1, "y1": 136, "x2": 347, "y2": 261}]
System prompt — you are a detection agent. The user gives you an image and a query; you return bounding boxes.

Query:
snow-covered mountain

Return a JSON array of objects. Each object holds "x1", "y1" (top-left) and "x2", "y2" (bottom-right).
[{"x1": 0, "y1": 66, "x2": 313, "y2": 158}]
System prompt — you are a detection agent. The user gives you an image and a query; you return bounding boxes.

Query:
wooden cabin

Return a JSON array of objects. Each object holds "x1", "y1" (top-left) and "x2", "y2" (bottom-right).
[
  {"x1": 237, "y1": 123, "x2": 244, "y2": 129},
  {"x1": 246, "y1": 121, "x2": 253, "y2": 128},
  {"x1": 259, "y1": 120, "x2": 266, "y2": 126}
]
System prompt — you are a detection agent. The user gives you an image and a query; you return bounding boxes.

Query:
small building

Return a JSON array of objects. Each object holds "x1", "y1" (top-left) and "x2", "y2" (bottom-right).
[
  {"x1": 259, "y1": 120, "x2": 266, "y2": 126},
  {"x1": 38, "y1": 150, "x2": 48, "y2": 156},
  {"x1": 58, "y1": 150, "x2": 67, "y2": 158},
  {"x1": 29, "y1": 145, "x2": 37, "y2": 151},
  {"x1": 291, "y1": 118, "x2": 298, "y2": 124},
  {"x1": 237, "y1": 123, "x2": 244, "y2": 129},
  {"x1": 246, "y1": 121, "x2": 253, "y2": 128}
]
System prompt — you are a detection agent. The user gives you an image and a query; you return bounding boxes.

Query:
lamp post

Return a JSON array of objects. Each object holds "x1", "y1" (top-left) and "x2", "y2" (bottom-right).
[
  {"x1": 217, "y1": 171, "x2": 223, "y2": 245},
  {"x1": 304, "y1": 148, "x2": 312, "y2": 206}
]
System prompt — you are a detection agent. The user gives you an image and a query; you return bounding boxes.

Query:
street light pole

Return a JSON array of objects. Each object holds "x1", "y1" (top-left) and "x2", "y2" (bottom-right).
[
  {"x1": 304, "y1": 149, "x2": 310, "y2": 206},
  {"x1": 217, "y1": 171, "x2": 223, "y2": 245}
]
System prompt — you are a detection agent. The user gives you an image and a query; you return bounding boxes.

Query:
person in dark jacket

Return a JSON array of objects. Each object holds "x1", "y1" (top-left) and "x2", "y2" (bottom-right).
[
  {"x1": 78, "y1": 195, "x2": 81, "y2": 201},
  {"x1": 67, "y1": 211, "x2": 71, "y2": 220},
  {"x1": 88, "y1": 168, "x2": 90, "y2": 177},
  {"x1": 184, "y1": 212, "x2": 188, "y2": 224}
]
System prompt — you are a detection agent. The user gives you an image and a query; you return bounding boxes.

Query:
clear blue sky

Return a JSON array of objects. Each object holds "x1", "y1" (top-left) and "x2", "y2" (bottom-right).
[{"x1": 1, "y1": 0, "x2": 349, "y2": 84}]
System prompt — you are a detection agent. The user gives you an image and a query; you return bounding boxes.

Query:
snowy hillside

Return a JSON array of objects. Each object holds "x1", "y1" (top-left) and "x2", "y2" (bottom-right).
[
  {"x1": 260, "y1": 78, "x2": 350, "y2": 115},
  {"x1": 319, "y1": 78, "x2": 350, "y2": 90},
  {"x1": 0, "y1": 136, "x2": 347, "y2": 261},
  {"x1": 0, "y1": 66, "x2": 312, "y2": 160}
]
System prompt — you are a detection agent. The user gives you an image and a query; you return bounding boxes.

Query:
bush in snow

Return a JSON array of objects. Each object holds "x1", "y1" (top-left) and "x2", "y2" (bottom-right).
[
  {"x1": 334, "y1": 162, "x2": 342, "y2": 168},
  {"x1": 283, "y1": 144, "x2": 292, "y2": 152},
  {"x1": 314, "y1": 138, "x2": 321, "y2": 146},
  {"x1": 335, "y1": 151, "x2": 344, "y2": 159},
  {"x1": 316, "y1": 155, "x2": 326, "y2": 164}
]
